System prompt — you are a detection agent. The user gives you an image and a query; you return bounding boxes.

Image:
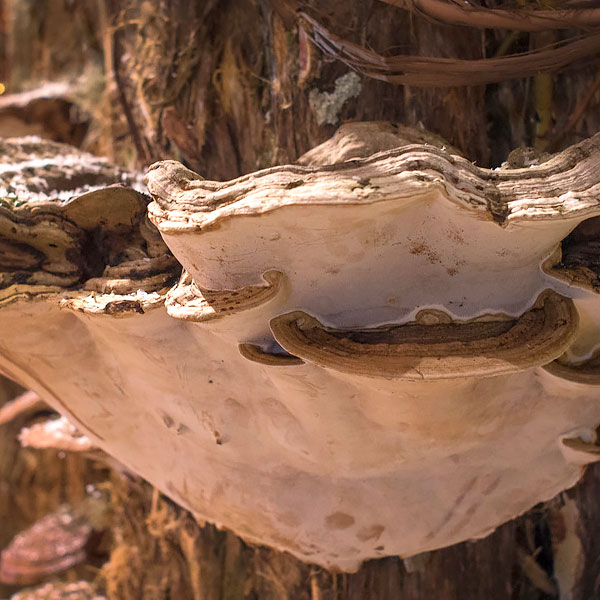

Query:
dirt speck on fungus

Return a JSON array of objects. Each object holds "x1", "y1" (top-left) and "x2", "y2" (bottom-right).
[{"x1": 325, "y1": 512, "x2": 355, "y2": 530}]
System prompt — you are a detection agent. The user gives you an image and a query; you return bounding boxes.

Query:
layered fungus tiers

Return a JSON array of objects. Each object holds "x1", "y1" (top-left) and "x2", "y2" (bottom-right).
[{"x1": 3, "y1": 125, "x2": 600, "y2": 569}]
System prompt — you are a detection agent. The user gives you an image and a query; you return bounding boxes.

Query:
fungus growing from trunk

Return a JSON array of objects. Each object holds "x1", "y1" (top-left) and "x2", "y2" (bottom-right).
[
  {"x1": 0, "y1": 84, "x2": 89, "y2": 146},
  {"x1": 4, "y1": 124, "x2": 600, "y2": 570},
  {"x1": 0, "y1": 506, "x2": 92, "y2": 585}
]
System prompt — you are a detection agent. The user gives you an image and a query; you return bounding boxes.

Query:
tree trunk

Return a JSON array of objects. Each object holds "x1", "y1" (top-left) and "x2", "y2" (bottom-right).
[{"x1": 3, "y1": 1, "x2": 600, "y2": 599}]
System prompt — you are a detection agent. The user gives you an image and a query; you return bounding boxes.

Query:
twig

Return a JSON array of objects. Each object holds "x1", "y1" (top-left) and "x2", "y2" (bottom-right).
[
  {"x1": 111, "y1": 25, "x2": 148, "y2": 161},
  {"x1": 380, "y1": 0, "x2": 600, "y2": 31},
  {"x1": 310, "y1": 569, "x2": 322, "y2": 600}
]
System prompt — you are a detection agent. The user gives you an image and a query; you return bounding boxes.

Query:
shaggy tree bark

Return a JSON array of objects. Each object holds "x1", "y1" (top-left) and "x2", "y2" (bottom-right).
[{"x1": 3, "y1": 1, "x2": 600, "y2": 599}]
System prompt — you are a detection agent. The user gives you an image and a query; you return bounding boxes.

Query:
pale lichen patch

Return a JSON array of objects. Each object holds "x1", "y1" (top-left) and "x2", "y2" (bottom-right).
[{"x1": 308, "y1": 72, "x2": 361, "y2": 126}]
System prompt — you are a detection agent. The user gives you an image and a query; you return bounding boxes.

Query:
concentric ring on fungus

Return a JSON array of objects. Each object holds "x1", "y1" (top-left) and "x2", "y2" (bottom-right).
[
  {"x1": 270, "y1": 290, "x2": 578, "y2": 380},
  {"x1": 165, "y1": 269, "x2": 285, "y2": 322}
]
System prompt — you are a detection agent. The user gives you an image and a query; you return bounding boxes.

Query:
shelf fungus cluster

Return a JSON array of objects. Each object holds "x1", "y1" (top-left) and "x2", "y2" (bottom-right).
[{"x1": 3, "y1": 125, "x2": 600, "y2": 569}]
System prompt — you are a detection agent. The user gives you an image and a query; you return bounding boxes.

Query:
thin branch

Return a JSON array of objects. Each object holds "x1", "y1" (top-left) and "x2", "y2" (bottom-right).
[
  {"x1": 0, "y1": 391, "x2": 45, "y2": 425},
  {"x1": 380, "y1": 0, "x2": 600, "y2": 31}
]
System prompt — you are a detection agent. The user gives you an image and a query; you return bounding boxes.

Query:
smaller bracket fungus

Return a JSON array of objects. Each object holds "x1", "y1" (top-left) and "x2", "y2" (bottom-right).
[
  {"x1": 544, "y1": 353, "x2": 600, "y2": 385},
  {"x1": 295, "y1": 121, "x2": 463, "y2": 166},
  {"x1": 0, "y1": 83, "x2": 88, "y2": 145},
  {"x1": 0, "y1": 506, "x2": 92, "y2": 586},
  {"x1": 543, "y1": 216, "x2": 600, "y2": 294},
  {"x1": 541, "y1": 215, "x2": 600, "y2": 383},
  {"x1": 16, "y1": 413, "x2": 119, "y2": 471},
  {"x1": 165, "y1": 269, "x2": 285, "y2": 322},
  {"x1": 269, "y1": 290, "x2": 577, "y2": 379}
]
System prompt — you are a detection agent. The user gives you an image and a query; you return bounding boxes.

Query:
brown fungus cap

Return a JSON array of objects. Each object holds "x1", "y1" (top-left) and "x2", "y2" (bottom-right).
[
  {"x1": 0, "y1": 83, "x2": 88, "y2": 145},
  {"x1": 270, "y1": 290, "x2": 578, "y2": 380},
  {"x1": 544, "y1": 352, "x2": 600, "y2": 385},
  {"x1": 0, "y1": 506, "x2": 91, "y2": 586},
  {"x1": 165, "y1": 269, "x2": 284, "y2": 322}
]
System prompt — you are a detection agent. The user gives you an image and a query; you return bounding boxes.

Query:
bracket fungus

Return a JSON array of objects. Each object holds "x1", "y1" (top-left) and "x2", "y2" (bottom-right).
[
  {"x1": 0, "y1": 83, "x2": 88, "y2": 145},
  {"x1": 5, "y1": 124, "x2": 600, "y2": 569},
  {"x1": 0, "y1": 505, "x2": 93, "y2": 586}
]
